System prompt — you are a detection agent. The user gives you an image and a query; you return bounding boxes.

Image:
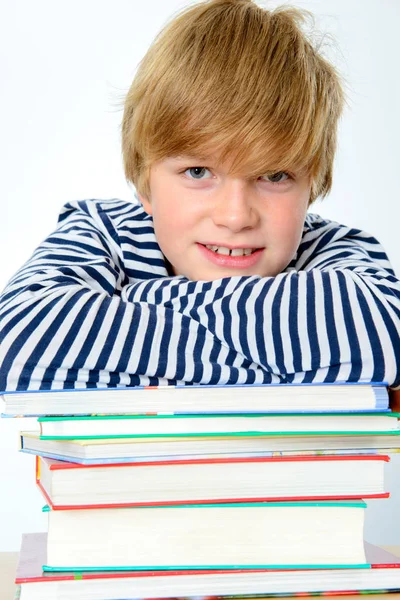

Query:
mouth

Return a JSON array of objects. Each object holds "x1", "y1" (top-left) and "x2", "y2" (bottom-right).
[
  {"x1": 197, "y1": 243, "x2": 264, "y2": 269},
  {"x1": 203, "y1": 244, "x2": 261, "y2": 257}
]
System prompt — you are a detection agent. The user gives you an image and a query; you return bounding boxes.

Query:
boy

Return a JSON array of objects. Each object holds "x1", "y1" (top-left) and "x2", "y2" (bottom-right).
[{"x1": 0, "y1": 0, "x2": 399, "y2": 392}]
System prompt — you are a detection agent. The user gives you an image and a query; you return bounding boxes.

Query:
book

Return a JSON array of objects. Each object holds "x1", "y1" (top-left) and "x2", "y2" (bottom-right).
[
  {"x1": 35, "y1": 454, "x2": 390, "y2": 509},
  {"x1": 1, "y1": 381, "x2": 389, "y2": 416},
  {"x1": 15, "y1": 533, "x2": 400, "y2": 600},
  {"x1": 37, "y1": 412, "x2": 400, "y2": 439},
  {"x1": 42, "y1": 500, "x2": 367, "y2": 571},
  {"x1": 20, "y1": 430, "x2": 400, "y2": 464}
]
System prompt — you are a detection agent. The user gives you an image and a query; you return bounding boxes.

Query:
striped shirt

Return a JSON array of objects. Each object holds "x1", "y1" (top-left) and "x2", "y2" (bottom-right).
[{"x1": 0, "y1": 199, "x2": 399, "y2": 391}]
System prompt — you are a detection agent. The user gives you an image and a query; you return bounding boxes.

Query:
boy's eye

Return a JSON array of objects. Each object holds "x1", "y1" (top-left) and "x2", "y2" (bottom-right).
[
  {"x1": 260, "y1": 172, "x2": 290, "y2": 184},
  {"x1": 185, "y1": 167, "x2": 212, "y2": 180}
]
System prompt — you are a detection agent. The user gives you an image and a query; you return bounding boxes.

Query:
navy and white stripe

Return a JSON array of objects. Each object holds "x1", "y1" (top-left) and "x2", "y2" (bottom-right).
[{"x1": 0, "y1": 199, "x2": 399, "y2": 391}]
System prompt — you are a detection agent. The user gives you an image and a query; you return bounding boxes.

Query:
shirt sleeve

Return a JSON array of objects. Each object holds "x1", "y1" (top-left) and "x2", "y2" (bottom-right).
[
  {"x1": 162, "y1": 215, "x2": 399, "y2": 389},
  {"x1": 0, "y1": 202, "x2": 399, "y2": 391}
]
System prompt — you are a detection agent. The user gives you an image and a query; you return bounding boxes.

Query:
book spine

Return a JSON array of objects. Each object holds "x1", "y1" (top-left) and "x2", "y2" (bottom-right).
[{"x1": 374, "y1": 386, "x2": 390, "y2": 409}]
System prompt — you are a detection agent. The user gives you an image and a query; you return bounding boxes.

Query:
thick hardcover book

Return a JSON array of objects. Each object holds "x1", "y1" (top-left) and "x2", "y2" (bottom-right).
[
  {"x1": 1, "y1": 381, "x2": 389, "y2": 417},
  {"x1": 15, "y1": 533, "x2": 400, "y2": 599},
  {"x1": 35, "y1": 454, "x2": 390, "y2": 509},
  {"x1": 42, "y1": 500, "x2": 367, "y2": 571},
  {"x1": 37, "y1": 412, "x2": 400, "y2": 440},
  {"x1": 20, "y1": 430, "x2": 400, "y2": 464}
]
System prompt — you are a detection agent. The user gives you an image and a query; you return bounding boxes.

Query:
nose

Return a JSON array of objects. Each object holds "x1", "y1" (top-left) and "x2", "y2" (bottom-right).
[{"x1": 211, "y1": 179, "x2": 259, "y2": 232}]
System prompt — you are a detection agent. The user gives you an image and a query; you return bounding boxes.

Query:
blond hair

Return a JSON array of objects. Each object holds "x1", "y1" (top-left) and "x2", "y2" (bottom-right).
[{"x1": 122, "y1": 0, "x2": 344, "y2": 203}]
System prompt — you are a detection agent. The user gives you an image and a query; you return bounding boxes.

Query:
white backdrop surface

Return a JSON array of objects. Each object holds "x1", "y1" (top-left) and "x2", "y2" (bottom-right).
[{"x1": 0, "y1": 0, "x2": 399, "y2": 551}]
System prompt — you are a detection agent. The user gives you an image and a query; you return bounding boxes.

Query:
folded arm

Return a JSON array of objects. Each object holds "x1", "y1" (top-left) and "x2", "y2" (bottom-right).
[{"x1": 1, "y1": 201, "x2": 399, "y2": 390}]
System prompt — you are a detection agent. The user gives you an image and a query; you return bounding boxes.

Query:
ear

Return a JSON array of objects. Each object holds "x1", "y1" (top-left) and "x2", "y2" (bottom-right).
[{"x1": 139, "y1": 194, "x2": 153, "y2": 216}]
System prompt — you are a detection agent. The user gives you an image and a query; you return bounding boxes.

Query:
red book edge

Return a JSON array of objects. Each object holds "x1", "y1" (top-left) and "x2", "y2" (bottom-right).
[
  {"x1": 15, "y1": 534, "x2": 400, "y2": 584},
  {"x1": 39, "y1": 454, "x2": 391, "y2": 471},
  {"x1": 37, "y1": 484, "x2": 391, "y2": 511},
  {"x1": 35, "y1": 454, "x2": 390, "y2": 510}
]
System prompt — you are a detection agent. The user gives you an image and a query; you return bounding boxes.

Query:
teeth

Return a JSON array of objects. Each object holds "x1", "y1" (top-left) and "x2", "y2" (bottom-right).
[
  {"x1": 231, "y1": 248, "x2": 253, "y2": 257},
  {"x1": 205, "y1": 245, "x2": 255, "y2": 256}
]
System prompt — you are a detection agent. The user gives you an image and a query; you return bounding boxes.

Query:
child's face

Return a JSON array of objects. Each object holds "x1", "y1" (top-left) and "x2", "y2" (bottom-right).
[{"x1": 140, "y1": 154, "x2": 311, "y2": 281}]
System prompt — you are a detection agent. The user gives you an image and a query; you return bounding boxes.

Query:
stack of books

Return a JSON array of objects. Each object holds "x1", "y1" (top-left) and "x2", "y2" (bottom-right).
[{"x1": 2, "y1": 381, "x2": 400, "y2": 599}]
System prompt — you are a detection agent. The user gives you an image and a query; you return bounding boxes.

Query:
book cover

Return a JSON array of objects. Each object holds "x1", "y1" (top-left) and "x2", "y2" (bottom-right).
[
  {"x1": 20, "y1": 430, "x2": 400, "y2": 464},
  {"x1": 1, "y1": 381, "x2": 389, "y2": 417},
  {"x1": 37, "y1": 411, "x2": 400, "y2": 440},
  {"x1": 15, "y1": 533, "x2": 400, "y2": 599},
  {"x1": 42, "y1": 500, "x2": 367, "y2": 571},
  {"x1": 15, "y1": 535, "x2": 400, "y2": 584},
  {"x1": 35, "y1": 454, "x2": 390, "y2": 510}
]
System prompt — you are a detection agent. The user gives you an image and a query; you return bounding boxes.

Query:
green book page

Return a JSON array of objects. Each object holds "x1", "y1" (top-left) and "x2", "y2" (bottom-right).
[
  {"x1": 38, "y1": 412, "x2": 400, "y2": 422},
  {"x1": 42, "y1": 500, "x2": 367, "y2": 510},
  {"x1": 39, "y1": 430, "x2": 400, "y2": 440},
  {"x1": 42, "y1": 562, "x2": 371, "y2": 572}
]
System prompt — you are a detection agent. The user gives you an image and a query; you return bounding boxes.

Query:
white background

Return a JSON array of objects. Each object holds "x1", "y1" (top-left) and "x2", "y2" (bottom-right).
[{"x1": 0, "y1": 0, "x2": 399, "y2": 551}]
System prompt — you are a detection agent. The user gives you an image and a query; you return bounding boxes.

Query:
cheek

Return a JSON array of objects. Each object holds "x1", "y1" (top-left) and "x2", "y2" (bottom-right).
[
  {"x1": 271, "y1": 204, "x2": 306, "y2": 236},
  {"x1": 153, "y1": 192, "x2": 201, "y2": 233},
  {"x1": 267, "y1": 194, "x2": 308, "y2": 251},
  {"x1": 151, "y1": 196, "x2": 194, "y2": 259}
]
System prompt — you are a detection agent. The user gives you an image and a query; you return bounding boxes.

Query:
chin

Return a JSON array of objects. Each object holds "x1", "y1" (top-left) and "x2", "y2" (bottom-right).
[{"x1": 197, "y1": 270, "x2": 264, "y2": 282}]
